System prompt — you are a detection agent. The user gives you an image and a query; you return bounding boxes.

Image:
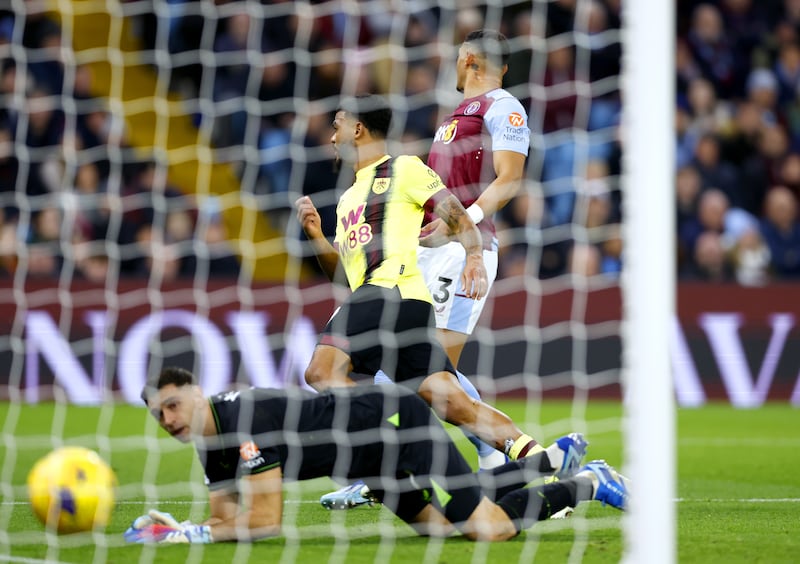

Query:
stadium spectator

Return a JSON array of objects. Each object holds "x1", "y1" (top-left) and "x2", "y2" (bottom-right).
[
  {"x1": 730, "y1": 226, "x2": 771, "y2": 286},
  {"x1": 777, "y1": 152, "x2": 800, "y2": 199},
  {"x1": 402, "y1": 62, "x2": 439, "y2": 140},
  {"x1": 126, "y1": 367, "x2": 626, "y2": 543},
  {"x1": 760, "y1": 185, "x2": 800, "y2": 278},
  {"x1": 737, "y1": 122, "x2": 791, "y2": 212},
  {"x1": 677, "y1": 38, "x2": 704, "y2": 102},
  {"x1": 0, "y1": 121, "x2": 19, "y2": 219},
  {"x1": 687, "y1": 230, "x2": 735, "y2": 282},
  {"x1": 496, "y1": 184, "x2": 545, "y2": 279},
  {"x1": 745, "y1": 67, "x2": 781, "y2": 125},
  {"x1": 25, "y1": 17, "x2": 63, "y2": 96},
  {"x1": 718, "y1": 100, "x2": 765, "y2": 191},
  {"x1": 599, "y1": 224, "x2": 623, "y2": 277},
  {"x1": 676, "y1": 164, "x2": 703, "y2": 237},
  {"x1": 691, "y1": 132, "x2": 742, "y2": 207},
  {"x1": 773, "y1": 41, "x2": 800, "y2": 105},
  {"x1": 195, "y1": 197, "x2": 241, "y2": 278},
  {"x1": 25, "y1": 202, "x2": 62, "y2": 277},
  {"x1": 686, "y1": 3, "x2": 738, "y2": 97},
  {"x1": 540, "y1": 44, "x2": 579, "y2": 227},
  {"x1": 568, "y1": 242, "x2": 602, "y2": 278},
  {"x1": 678, "y1": 187, "x2": 758, "y2": 274},
  {"x1": 0, "y1": 209, "x2": 17, "y2": 276},
  {"x1": 686, "y1": 77, "x2": 726, "y2": 137}
]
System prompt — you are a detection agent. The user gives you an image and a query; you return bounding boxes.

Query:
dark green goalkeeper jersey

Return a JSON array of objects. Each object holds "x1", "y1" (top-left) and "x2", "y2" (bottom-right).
[{"x1": 197, "y1": 385, "x2": 446, "y2": 492}]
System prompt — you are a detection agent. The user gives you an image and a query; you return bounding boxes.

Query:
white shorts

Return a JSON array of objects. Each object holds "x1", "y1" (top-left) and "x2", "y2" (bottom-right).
[{"x1": 416, "y1": 240, "x2": 498, "y2": 335}]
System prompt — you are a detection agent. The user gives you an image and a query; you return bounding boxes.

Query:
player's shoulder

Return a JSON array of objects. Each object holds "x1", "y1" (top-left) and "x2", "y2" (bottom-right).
[
  {"x1": 485, "y1": 89, "x2": 528, "y2": 117},
  {"x1": 394, "y1": 154, "x2": 425, "y2": 168},
  {"x1": 394, "y1": 155, "x2": 443, "y2": 189},
  {"x1": 394, "y1": 154, "x2": 435, "y2": 175}
]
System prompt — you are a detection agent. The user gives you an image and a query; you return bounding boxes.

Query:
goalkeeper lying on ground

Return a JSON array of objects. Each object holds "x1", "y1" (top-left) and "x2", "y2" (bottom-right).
[{"x1": 125, "y1": 367, "x2": 629, "y2": 543}]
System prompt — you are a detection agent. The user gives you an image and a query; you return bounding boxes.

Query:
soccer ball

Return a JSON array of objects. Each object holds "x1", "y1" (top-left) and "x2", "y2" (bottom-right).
[{"x1": 27, "y1": 446, "x2": 117, "y2": 534}]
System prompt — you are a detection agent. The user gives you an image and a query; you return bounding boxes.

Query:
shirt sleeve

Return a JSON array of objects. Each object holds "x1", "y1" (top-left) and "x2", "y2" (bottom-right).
[
  {"x1": 484, "y1": 96, "x2": 531, "y2": 156},
  {"x1": 236, "y1": 438, "x2": 281, "y2": 477},
  {"x1": 397, "y1": 155, "x2": 449, "y2": 207}
]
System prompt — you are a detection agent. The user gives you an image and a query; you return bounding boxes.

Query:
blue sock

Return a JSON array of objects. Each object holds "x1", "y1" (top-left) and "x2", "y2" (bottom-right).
[
  {"x1": 455, "y1": 371, "x2": 497, "y2": 458},
  {"x1": 374, "y1": 370, "x2": 392, "y2": 385},
  {"x1": 376, "y1": 369, "x2": 497, "y2": 459}
]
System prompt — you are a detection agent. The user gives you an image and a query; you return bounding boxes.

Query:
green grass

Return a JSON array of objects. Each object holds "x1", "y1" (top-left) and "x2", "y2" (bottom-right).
[{"x1": 1, "y1": 400, "x2": 797, "y2": 563}]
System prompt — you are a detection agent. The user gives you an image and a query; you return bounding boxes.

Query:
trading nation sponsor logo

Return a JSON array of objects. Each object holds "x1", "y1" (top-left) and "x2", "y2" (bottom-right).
[
  {"x1": 240, "y1": 440, "x2": 261, "y2": 461},
  {"x1": 464, "y1": 101, "x2": 481, "y2": 115},
  {"x1": 239, "y1": 440, "x2": 265, "y2": 469},
  {"x1": 508, "y1": 112, "x2": 525, "y2": 127}
]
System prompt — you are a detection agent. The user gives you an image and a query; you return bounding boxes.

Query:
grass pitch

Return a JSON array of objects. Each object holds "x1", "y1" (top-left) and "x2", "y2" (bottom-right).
[{"x1": 0, "y1": 400, "x2": 797, "y2": 563}]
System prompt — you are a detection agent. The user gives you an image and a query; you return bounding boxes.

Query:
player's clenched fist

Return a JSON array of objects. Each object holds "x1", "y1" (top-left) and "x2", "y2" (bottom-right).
[{"x1": 295, "y1": 196, "x2": 323, "y2": 240}]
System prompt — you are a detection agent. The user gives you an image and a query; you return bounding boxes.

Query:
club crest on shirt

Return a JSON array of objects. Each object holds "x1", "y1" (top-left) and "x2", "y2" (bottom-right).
[
  {"x1": 464, "y1": 101, "x2": 481, "y2": 115},
  {"x1": 508, "y1": 112, "x2": 525, "y2": 127},
  {"x1": 372, "y1": 178, "x2": 390, "y2": 194}
]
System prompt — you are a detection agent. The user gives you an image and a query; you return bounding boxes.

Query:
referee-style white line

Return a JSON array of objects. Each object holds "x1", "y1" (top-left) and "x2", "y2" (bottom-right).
[
  {"x1": 3, "y1": 498, "x2": 800, "y2": 506},
  {"x1": 0, "y1": 556, "x2": 66, "y2": 564}
]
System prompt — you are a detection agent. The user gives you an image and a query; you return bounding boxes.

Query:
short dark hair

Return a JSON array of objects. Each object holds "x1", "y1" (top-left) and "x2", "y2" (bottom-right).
[
  {"x1": 464, "y1": 29, "x2": 510, "y2": 68},
  {"x1": 140, "y1": 366, "x2": 197, "y2": 404},
  {"x1": 338, "y1": 94, "x2": 392, "y2": 139}
]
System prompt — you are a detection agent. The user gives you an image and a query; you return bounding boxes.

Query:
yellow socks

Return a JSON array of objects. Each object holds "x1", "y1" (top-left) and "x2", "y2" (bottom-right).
[{"x1": 506, "y1": 434, "x2": 545, "y2": 460}]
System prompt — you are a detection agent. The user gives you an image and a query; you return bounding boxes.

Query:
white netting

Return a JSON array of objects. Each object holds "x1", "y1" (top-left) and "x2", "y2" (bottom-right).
[{"x1": 0, "y1": 0, "x2": 633, "y2": 562}]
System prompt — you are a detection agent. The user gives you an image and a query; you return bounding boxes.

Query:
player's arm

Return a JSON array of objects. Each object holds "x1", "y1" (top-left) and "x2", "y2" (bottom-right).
[
  {"x1": 419, "y1": 151, "x2": 525, "y2": 246},
  {"x1": 432, "y1": 191, "x2": 488, "y2": 300},
  {"x1": 206, "y1": 466, "x2": 284, "y2": 541},
  {"x1": 294, "y1": 195, "x2": 343, "y2": 283},
  {"x1": 203, "y1": 488, "x2": 240, "y2": 525},
  {"x1": 469, "y1": 149, "x2": 526, "y2": 219}
]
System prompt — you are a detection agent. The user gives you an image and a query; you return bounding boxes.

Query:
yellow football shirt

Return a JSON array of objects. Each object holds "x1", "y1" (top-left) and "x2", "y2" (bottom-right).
[{"x1": 334, "y1": 154, "x2": 447, "y2": 302}]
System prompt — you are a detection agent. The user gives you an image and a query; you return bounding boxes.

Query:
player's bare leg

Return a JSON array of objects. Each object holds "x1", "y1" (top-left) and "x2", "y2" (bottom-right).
[
  {"x1": 417, "y1": 371, "x2": 541, "y2": 458},
  {"x1": 436, "y1": 328, "x2": 509, "y2": 469},
  {"x1": 406, "y1": 504, "x2": 457, "y2": 538},
  {"x1": 460, "y1": 497, "x2": 519, "y2": 541},
  {"x1": 304, "y1": 345, "x2": 356, "y2": 391}
]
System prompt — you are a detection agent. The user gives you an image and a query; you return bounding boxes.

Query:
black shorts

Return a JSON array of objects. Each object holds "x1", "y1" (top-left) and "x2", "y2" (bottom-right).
[
  {"x1": 320, "y1": 284, "x2": 455, "y2": 389},
  {"x1": 357, "y1": 389, "x2": 483, "y2": 526}
]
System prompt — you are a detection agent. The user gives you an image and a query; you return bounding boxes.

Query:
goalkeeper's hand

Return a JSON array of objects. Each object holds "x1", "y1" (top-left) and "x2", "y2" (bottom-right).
[{"x1": 123, "y1": 509, "x2": 212, "y2": 544}]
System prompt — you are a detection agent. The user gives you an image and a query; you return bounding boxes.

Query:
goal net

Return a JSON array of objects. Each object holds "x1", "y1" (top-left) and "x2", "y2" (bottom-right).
[{"x1": 0, "y1": 0, "x2": 673, "y2": 562}]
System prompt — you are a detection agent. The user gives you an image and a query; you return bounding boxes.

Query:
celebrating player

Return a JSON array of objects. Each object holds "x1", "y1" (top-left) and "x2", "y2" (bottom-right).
[
  {"x1": 321, "y1": 30, "x2": 541, "y2": 508},
  {"x1": 295, "y1": 94, "x2": 583, "y2": 475},
  {"x1": 125, "y1": 367, "x2": 628, "y2": 543}
]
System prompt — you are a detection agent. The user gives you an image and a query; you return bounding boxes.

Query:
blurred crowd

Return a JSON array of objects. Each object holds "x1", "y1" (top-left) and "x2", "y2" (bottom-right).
[
  {"x1": 0, "y1": 0, "x2": 797, "y2": 285},
  {"x1": 676, "y1": 0, "x2": 800, "y2": 283}
]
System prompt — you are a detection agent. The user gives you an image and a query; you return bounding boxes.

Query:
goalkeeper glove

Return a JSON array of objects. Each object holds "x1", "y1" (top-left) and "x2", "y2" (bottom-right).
[{"x1": 124, "y1": 509, "x2": 212, "y2": 544}]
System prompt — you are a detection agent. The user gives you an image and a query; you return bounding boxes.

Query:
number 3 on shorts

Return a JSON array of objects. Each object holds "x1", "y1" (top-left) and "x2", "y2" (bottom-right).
[{"x1": 432, "y1": 277, "x2": 453, "y2": 303}]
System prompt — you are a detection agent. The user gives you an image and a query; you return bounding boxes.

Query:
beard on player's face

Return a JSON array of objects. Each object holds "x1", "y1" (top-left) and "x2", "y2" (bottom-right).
[{"x1": 334, "y1": 140, "x2": 358, "y2": 166}]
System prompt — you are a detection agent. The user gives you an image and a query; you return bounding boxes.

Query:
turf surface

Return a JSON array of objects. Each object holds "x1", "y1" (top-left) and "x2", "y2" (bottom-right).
[{"x1": 0, "y1": 400, "x2": 797, "y2": 563}]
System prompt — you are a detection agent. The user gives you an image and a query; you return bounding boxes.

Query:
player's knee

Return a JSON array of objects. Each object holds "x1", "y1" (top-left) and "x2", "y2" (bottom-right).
[
  {"x1": 303, "y1": 365, "x2": 328, "y2": 390},
  {"x1": 418, "y1": 372, "x2": 476, "y2": 425},
  {"x1": 462, "y1": 500, "x2": 519, "y2": 542}
]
